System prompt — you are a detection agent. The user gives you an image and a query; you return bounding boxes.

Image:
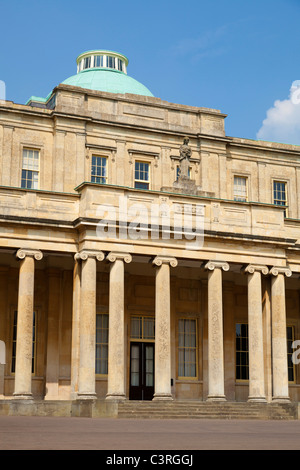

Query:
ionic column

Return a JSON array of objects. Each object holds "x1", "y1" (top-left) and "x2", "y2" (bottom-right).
[
  {"x1": 70, "y1": 254, "x2": 81, "y2": 399},
  {"x1": 270, "y1": 266, "x2": 291, "y2": 402},
  {"x1": 75, "y1": 250, "x2": 104, "y2": 400},
  {"x1": 152, "y1": 256, "x2": 178, "y2": 401},
  {"x1": 13, "y1": 249, "x2": 43, "y2": 399},
  {"x1": 205, "y1": 261, "x2": 229, "y2": 401},
  {"x1": 106, "y1": 252, "x2": 132, "y2": 400},
  {"x1": 243, "y1": 265, "x2": 268, "y2": 402}
]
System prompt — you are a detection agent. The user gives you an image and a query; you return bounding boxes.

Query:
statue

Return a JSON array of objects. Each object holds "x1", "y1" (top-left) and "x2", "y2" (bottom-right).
[{"x1": 178, "y1": 137, "x2": 192, "y2": 179}]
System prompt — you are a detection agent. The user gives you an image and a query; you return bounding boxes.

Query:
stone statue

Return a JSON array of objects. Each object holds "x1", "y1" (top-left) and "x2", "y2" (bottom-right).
[{"x1": 178, "y1": 137, "x2": 192, "y2": 178}]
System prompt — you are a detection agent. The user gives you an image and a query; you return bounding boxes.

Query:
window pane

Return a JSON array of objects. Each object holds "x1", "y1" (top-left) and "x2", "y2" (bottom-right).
[
  {"x1": 94, "y1": 55, "x2": 103, "y2": 67},
  {"x1": 91, "y1": 156, "x2": 107, "y2": 184},
  {"x1": 178, "y1": 319, "x2": 197, "y2": 377},
  {"x1": 95, "y1": 313, "x2": 109, "y2": 375},
  {"x1": 131, "y1": 317, "x2": 142, "y2": 339},
  {"x1": 236, "y1": 323, "x2": 249, "y2": 380},
  {"x1": 287, "y1": 326, "x2": 295, "y2": 382},
  {"x1": 234, "y1": 176, "x2": 247, "y2": 201},
  {"x1": 107, "y1": 56, "x2": 115, "y2": 68}
]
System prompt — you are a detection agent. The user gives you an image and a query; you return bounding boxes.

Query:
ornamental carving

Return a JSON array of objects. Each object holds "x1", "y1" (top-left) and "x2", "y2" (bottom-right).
[
  {"x1": 204, "y1": 261, "x2": 229, "y2": 272},
  {"x1": 269, "y1": 266, "x2": 292, "y2": 277},
  {"x1": 106, "y1": 252, "x2": 132, "y2": 264},
  {"x1": 242, "y1": 264, "x2": 269, "y2": 275},
  {"x1": 152, "y1": 256, "x2": 178, "y2": 268},
  {"x1": 74, "y1": 250, "x2": 105, "y2": 261},
  {"x1": 16, "y1": 249, "x2": 43, "y2": 261}
]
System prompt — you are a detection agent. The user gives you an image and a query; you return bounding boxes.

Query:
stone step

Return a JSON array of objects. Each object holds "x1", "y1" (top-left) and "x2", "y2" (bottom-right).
[{"x1": 117, "y1": 401, "x2": 297, "y2": 420}]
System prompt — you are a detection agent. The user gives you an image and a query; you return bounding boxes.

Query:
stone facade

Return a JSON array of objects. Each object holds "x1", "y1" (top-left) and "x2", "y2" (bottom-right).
[{"x1": 0, "y1": 82, "x2": 300, "y2": 406}]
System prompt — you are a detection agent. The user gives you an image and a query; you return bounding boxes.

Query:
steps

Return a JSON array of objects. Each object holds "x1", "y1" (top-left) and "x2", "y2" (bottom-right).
[{"x1": 117, "y1": 400, "x2": 297, "y2": 420}]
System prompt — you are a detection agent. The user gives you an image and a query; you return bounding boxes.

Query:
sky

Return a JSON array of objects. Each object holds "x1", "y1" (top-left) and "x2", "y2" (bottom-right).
[{"x1": 1, "y1": 0, "x2": 300, "y2": 145}]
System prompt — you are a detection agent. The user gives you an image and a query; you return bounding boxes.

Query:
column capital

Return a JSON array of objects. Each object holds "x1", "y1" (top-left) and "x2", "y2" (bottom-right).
[
  {"x1": 152, "y1": 256, "x2": 178, "y2": 268},
  {"x1": 106, "y1": 252, "x2": 132, "y2": 264},
  {"x1": 16, "y1": 249, "x2": 43, "y2": 261},
  {"x1": 204, "y1": 260, "x2": 229, "y2": 272},
  {"x1": 242, "y1": 264, "x2": 269, "y2": 275},
  {"x1": 269, "y1": 266, "x2": 292, "y2": 277},
  {"x1": 74, "y1": 250, "x2": 104, "y2": 262}
]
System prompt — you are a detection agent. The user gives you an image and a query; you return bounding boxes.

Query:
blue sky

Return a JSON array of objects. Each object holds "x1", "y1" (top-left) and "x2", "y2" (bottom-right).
[{"x1": 1, "y1": 0, "x2": 300, "y2": 144}]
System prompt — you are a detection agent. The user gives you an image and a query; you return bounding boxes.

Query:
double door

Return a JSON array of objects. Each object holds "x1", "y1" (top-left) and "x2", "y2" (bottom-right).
[{"x1": 129, "y1": 342, "x2": 154, "y2": 400}]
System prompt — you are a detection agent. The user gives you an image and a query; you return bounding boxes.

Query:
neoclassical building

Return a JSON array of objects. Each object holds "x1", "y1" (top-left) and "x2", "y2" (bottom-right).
[{"x1": 0, "y1": 49, "x2": 300, "y2": 416}]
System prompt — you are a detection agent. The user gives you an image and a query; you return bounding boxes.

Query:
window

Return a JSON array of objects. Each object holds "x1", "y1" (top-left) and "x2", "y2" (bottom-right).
[
  {"x1": 21, "y1": 148, "x2": 39, "y2": 189},
  {"x1": 83, "y1": 56, "x2": 91, "y2": 69},
  {"x1": 178, "y1": 319, "x2": 197, "y2": 378},
  {"x1": 107, "y1": 56, "x2": 115, "y2": 69},
  {"x1": 236, "y1": 323, "x2": 249, "y2": 380},
  {"x1": 234, "y1": 176, "x2": 248, "y2": 201},
  {"x1": 130, "y1": 316, "x2": 155, "y2": 341},
  {"x1": 95, "y1": 314, "x2": 109, "y2": 375},
  {"x1": 91, "y1": 156, "x2": 107, "y2": 184},
  {"x1": 273, "y1": 181, "x2": 287, "y2": 216},
  {"x1": 94, "y1": 55, "x2": 104, "y2": 67},
  {"x1": 117, "y1": 58, "x2": 124, "y2": 71},
  {"x1": 287, "y1": 326, "x2": 295, "y2": 382},
  {"x1": 134, "y1": 161, "x2": 150, "y2": 189},
  {"x1": 11, "y1": 310, "x2": 36, "y2": 374}
]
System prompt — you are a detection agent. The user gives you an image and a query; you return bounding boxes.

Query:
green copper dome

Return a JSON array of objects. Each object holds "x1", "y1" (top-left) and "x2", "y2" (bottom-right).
[{"x1": 61, "y1": 50, "x2": 154, "y2": 97}]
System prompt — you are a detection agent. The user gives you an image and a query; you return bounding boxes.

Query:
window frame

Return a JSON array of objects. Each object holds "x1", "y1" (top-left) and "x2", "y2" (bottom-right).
[
  {"x1": 177, "y1": 317, "x2": 198, "y2": 380},
  {"x1": 273, "y1": 179, "x2": 288, "y2": 217},
  {"x1": 91, "y1": 155, "x2": 108, "y2": 184},
  {"x1": 95, "y1": 312, "x2": 109, "y2": 376},
  {"x1": 21, "y1": 147, "x2": 40, "y2": 190},
  {"x1": 287, "y1": 324, "x2": 296, "y2": 383},
  {"x1": 130, "y1": 315, "x2": 155, "y2": 343},
  {"x1": 233, "y1": 175, "x2": 248, "y2": 202},
  {"x1": 134, "y1": 160, "x2": 150, "y2": 190},
  {"x1": 235, "y1": 322, "x2": 249, "y2": 382}
]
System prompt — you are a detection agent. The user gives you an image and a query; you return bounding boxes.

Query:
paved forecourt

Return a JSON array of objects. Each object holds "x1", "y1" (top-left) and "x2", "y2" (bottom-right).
[{"x1": 1, "y1": 416, "x2": 300, "y2": 450}]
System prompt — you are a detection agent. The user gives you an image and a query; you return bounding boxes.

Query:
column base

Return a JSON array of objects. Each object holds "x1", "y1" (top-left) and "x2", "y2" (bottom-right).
[
  {"x1": 153, "y1": 393, "x2": 173, "y2": 401},
  {"x1": 247, "y1": 396, "x2": 267, "y2": 403},
  {"x1": 272, "y1": 396, "x2": 291, "y2": 403},
  {"x1": 206, "y1": 395, "x2": 226, "y2": 402},
  {"x1": 12, "y1": 393, "x2": 33, "y2": 400},
  {"x1": 76, "y1": 392, "x2": 97, "y2": 401},
  {"x1": 106, "y1": 393, "x2": 126, "y2": 401}
]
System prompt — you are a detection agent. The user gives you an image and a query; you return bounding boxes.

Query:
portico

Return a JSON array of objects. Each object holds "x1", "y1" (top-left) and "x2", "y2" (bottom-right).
[{"x1": 3, "y1": 234, "x2": 293, "y2": 405}]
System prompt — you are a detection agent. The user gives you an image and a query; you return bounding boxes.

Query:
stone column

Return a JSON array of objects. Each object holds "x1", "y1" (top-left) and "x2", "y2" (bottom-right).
[
  {"x1": 243, "y1": 265, "x2": 268, "y2": 402},
  {"x1": 106, "y1": 252, "x2": 132, "y2": 400},
  {"x1": 45, "y1": 268, "x2": 61, "y2": 400},
  {"x1": 152, "y1": 256, "x2": 178, "y2": 401},
  {"x1": 270, "y1": 266, "x2": 291, "y2": 402},
  {"x1": 13, "y1": 248, "x2": 43, "y2": 399},
  {"x1": 70, "y1": 255, "x2": 81, "y2": 399},
  {"x1": 75, "y1": 250, "x2": 104, "y2": 400},
  {"x1": 204, "y1": 261, "x2": 229, "y2": 401}
]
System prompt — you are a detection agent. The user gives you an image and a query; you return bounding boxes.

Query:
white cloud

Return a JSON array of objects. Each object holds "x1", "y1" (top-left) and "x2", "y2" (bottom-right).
[{"x1": 257, "y1": 81, "x2": 300, "y2": 146}]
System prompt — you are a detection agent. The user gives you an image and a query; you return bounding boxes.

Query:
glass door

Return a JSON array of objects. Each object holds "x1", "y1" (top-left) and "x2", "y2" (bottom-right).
[{"x1": 129, "y1": 342, "x2": 154, "y2": 400}]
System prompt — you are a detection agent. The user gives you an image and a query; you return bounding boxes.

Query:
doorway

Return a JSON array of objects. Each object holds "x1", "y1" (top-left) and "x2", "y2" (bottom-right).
[{"x1": 129, "y1": 342, "x2": 154, "y2": 400}]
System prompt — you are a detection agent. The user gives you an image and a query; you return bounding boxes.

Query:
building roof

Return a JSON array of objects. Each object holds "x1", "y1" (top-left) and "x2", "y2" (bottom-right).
[
  {"x1": 61, "y1": 68, "x2": 154, "y2": 97},
  {"x1": 26, "y1": 49, "x2": 154, "y2": 106}
]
